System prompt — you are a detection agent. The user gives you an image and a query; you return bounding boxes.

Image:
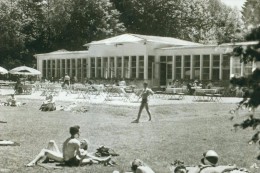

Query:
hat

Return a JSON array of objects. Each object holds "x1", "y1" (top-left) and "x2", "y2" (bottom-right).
[{"x1": 201, "y1": 150, "x2": 219, "y2": 166}]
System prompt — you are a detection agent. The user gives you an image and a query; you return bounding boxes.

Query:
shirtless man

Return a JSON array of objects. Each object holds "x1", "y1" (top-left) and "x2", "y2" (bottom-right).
[
  {"x1": 132, "y1": 82, "x2": 154, "y2": 123},
  {"x1": 131, "y1": 159, "x2": 155, "y2": 173},
  {"x1": 26, "y1": 125, "x2": 111, "y2": 167}
]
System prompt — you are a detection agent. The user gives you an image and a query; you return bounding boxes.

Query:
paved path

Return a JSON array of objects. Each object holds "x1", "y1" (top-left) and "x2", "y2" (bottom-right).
[{"x1": 0, "y1": 88, "x2": 242, "y2": 107}]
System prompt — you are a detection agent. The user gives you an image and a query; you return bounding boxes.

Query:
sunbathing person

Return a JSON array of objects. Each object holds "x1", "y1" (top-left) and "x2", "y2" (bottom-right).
[
  {"x1": 130, "y1": 159, "x2": 155, "y2": 173},
  {"x1": 26, "y1": 126, "x2": 111, "y2": 167},
  {"x1": 39, "y1": 94, "x2": 56, "y2": 111},
  {"x1": 171, "y1": 150, "x2": 248, "y2": 173}
]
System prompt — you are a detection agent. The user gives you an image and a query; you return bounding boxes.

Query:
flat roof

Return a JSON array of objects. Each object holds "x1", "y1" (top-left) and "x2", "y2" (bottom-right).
[{"x1": 85, "y1": 33, "x2": 202, "y2": 46}]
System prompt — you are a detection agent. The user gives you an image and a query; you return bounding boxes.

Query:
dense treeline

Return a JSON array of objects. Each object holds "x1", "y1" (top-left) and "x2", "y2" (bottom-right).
[{"x1": 0, "y1": 0, "x2": 249, "y2": 69}]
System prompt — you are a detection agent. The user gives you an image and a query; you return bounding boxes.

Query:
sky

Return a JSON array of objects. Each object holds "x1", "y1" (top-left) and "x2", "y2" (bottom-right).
[{"x1": 220, "y1": 0, "x2": 246, "y2": 10}]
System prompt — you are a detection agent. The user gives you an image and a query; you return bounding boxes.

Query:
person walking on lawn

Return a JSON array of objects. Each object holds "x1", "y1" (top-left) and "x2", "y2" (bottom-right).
[{"x1": 132, "y1": 82, "x2": 154, "y2": 123}]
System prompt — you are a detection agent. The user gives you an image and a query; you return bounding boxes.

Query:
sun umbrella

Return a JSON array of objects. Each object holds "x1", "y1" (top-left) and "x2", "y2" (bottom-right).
[
  {"x1": 0, "y1": 66, "x2": 8, "y2": 74},
  {"x1": 9, "y1": 66, "x2": 41, "y2": 75}
]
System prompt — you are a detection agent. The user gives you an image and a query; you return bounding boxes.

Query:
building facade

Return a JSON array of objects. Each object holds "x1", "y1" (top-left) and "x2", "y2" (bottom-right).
[{"x1": 35, "y1": 34, "x2": 257, "y2": 86}]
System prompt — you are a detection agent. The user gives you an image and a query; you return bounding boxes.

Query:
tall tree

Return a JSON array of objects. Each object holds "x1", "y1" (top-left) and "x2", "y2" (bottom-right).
[
  {"x1": 242, "y1": 0, "x2": 260, "y2": 28},
  {"x1": 231, "y1": 26, "x2": 260, "y2": 159},
  {"x1": 110, "y1": 0, "x2": 244, "y2": 44}
]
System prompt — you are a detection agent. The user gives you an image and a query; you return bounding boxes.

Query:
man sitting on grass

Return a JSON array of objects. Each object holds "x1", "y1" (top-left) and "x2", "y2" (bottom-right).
[{"x1": 26, "y1": 125, "x2": 111, "y2": 167}]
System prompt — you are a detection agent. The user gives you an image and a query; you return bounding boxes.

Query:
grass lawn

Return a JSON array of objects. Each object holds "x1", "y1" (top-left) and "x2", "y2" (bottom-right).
[{"x1": 0, "y1": 100, "x2": 259, "y2": 173}]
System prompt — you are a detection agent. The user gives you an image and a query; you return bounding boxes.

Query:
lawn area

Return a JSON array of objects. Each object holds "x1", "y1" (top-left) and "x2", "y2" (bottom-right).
[{"x1": 0, "y1": 100, "x2": 259, "y2": 173}]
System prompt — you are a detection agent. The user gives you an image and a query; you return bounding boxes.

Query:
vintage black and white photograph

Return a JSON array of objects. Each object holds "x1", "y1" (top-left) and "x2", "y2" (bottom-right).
[{"x1": 0, "y1": 0, "x2": 260, "y2": 172}]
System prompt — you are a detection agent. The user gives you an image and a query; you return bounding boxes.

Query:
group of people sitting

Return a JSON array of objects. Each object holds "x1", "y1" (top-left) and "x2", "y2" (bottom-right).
[
  {"x1": 0, "y1": 94, "x2": 21, "y2": 107},
  {"x1": 25, "y1": 126, "x2": 249, "y2": 173}
]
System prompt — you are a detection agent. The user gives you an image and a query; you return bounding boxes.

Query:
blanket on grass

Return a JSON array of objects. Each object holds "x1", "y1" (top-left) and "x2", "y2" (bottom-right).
[{"x1": 0, "y1": 140, "x2": 20, "y2": 146}]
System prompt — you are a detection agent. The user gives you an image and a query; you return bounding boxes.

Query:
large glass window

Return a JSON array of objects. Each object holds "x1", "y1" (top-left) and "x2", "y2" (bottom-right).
[
  {"x1": 222, "y1": 54, "x2": 230, "y2": 80},
  {"x1": 175, "y1": 56, "x2": 182, "y2": 79},
  {"x1": 57, "y1": 59, "x2": 60, "y2": 78},
  {"x1": 110, "y1": 57, "x2": 115, "y2": 78},
  {"x1": 244, "y1": 62, "x2": 253, "y2": 76},
  {"x1": 232, "y1": 57, "x2": 241, "y2": 77},
  {"x1": 90, "y1": 57, "x2": 95, "y2": 78},
  {"x1": 202, "y1": 55, "x2": 210, "y2": 80},
  {"x1": 47, "y1": 60, "x2": 51, "y2": 79},
  {"x1": 117, "y1": 57, "x2": 122, "y2": 78},
  {"x1": 193, "y1": 55, "x2": 200, "y2": 80},
  {"x1": 42, "y1": 60, "x2": 46, "y2": 78},
  {"x1": 139, "y1": 56, "x2": 144, "y2": 79},
  {"x1": 62, "y1": 59, "x2": 65, "y2": 77},
  {"x1": 77, "y1": 59, "x2": 81, "y2": 81},
  {"x1": 148, "y1": 56, "x2": 155, "y2": 79},
  {"x1": 102, "y1": 57, "x2": 108, "y2": 78},
  {"x1": 167, "y1": 56, "x2": 172, "y2": 79},
  {"x1": 82, "y1": 59, "x2": 87, "y2": 80},
  {"x1": 124, "y1": 56, "x2": 129, "y2": 78},
  {"x1": 184, "y1": 55, "x2": 191, "y2": 79},
  {"x1": 212, "y1": 55, "x2": 220, "y2": 80},
  {"x1": 96, "y1": 57, "x2": 101, "y2": 78},
  {"x1": 131, "y1": 56, "x2": 136, "y2": 78},
  {"x1": 67, "y1": 59, "x2": 71, "y2": 76},
  {"x1": 71, "y1": 59, "x2": 76, "y2": 77}
]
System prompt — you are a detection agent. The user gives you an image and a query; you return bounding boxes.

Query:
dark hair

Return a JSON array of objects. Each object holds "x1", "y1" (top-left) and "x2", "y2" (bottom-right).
[
  {"x1": 143, "y1": 82, "x2": 148, "y2": 85},
  {"x1": 69, "y1": 125, "x2": 80, "y2": 136},
  {"x1": 131, "y1": 159, "x2": 143, "y2": 171},
  {"x1": 174, "y1": 165, "x2": 186, "y2": 173}
]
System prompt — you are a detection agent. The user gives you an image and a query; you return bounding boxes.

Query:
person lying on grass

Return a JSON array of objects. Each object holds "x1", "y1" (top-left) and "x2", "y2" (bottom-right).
[
  {"x1": 26, "y1": 125, "x2": 111, "y2": 167},
  {"x1": 130, "y1": 159, "x2": 155, "y2": 173},
  {"x1": 171, "y1": 150, "x2": 248, "y2": 173}
]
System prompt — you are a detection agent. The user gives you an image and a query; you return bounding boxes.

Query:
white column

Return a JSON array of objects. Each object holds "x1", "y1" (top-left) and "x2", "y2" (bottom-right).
[
  {"x1": 209, "y1": 54, "x2": 213, "y2": 80},
  {"x1": 200, "y1": 55, "x2": 203, "y2": 80},
  {"x1": 136, "y1": 56, "x2": 139, "y2": 78},
  {"x1": 172, "y1": 56, "x2": 175, "y2": 80},
  {"x1": 129, "y1": 56, "x2": 132, "y2": 78},
  {"x1": 230, "y1": 56, "x2": 234, "y2": 77},
  {"x1": 144, "y1": 55, "x2": 148, "y2": 80},
  {"x1": 37, "y1": 58, "x2": 42, "y2": 79},
  {"x1": 241, "y1": 62, "x2": 244, "y2": 76},
  {"x1": 181, "y1": 55, "x2": 184, "y2": 79},
  {"x1": 219, "y1": 54, "x2": 223, "y2": 80},
  {"x1": 190, "y1": 55, "x2": 194, "y2": 79},
  {"x1": 121, "y1": 57, "x2": 124, "y2": 78}
]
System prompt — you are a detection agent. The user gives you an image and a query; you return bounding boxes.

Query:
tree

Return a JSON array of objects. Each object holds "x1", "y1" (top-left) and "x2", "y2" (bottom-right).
[
  {"x1": 0, "y1": 0, "x2": 126, "y2": 69},
  {"x1": 242, "y1": 0, "x2": 260, "y2": 28},
  {"x1": 231, "y1": 26, "x2": 260, "y2": 159},
  {"x1": 0, "y1": 0, "x2": 26, "y2": 69},
  {"x1": 47, "y1": 0, "x2": 125, "y2": 50},
  {"x1": 110, "y1": 0, "x2": 244, "y2": 44}
]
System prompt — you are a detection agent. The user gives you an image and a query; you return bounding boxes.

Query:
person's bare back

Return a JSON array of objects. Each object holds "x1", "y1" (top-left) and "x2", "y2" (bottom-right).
[{"x1": 62, "y1": 138, "x2": 80, "y2": 161}]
